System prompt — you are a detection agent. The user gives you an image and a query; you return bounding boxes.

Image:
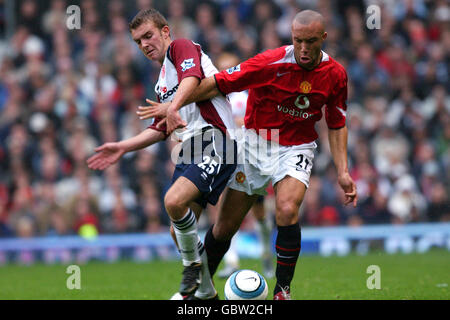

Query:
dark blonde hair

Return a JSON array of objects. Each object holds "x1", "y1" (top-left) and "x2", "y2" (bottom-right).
[{"x1": 129, "y1": 9, "x2": 168, "y2": 31}]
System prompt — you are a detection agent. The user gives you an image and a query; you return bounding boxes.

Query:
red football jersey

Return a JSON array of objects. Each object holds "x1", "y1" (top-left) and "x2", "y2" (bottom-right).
[{"x1": 214, "y1": 45, "x2": 348, "y2": 146}]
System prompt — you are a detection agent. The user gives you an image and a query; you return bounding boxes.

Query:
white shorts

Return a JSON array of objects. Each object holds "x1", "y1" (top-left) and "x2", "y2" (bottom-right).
[{"x1": 227, "y1": 128, "x2": 316, "y2": 196}]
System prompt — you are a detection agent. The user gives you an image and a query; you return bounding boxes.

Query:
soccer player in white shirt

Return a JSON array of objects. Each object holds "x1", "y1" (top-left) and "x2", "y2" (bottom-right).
[{"x1": 87, "y1": 9, "x2": 237, "y2": 300}]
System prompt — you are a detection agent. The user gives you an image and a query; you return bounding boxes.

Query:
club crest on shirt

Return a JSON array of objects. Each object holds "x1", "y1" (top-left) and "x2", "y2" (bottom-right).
[
  {"x1": 181, "y1": 58, "x2": 195, "y2": 72},
  {"x1": 235, "y1": 171, "x2": 246, "y2": 184},
  {"x1": 299, "y1": 81, "x2": 311, "y2": 93}
]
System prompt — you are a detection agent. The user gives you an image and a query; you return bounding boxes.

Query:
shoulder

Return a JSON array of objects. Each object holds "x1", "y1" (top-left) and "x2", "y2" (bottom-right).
[
  {"x1": 171, "y1": 38, "x2": 195, "y2": 48},
  {"x1": 250, "y1": 45, "x2": 294, "y2": 65},
  {"x1": 169, "y1": 38, "x2": 200, "y2": 55},
  {"x1": 168, "y1": 39, "x2": 203, "y2": 65},
  {"x1": 327, "y1": 55, "x2": 348, "y2": 81}
]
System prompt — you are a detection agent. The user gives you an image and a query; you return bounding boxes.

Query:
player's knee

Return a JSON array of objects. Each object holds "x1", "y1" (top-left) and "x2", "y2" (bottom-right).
[
  {"x1": 164, "y1": 193, "x2": 186, "y2": 217},
  {"x1": 275, "y1": 200, "x2": 300, "y2": 225}
]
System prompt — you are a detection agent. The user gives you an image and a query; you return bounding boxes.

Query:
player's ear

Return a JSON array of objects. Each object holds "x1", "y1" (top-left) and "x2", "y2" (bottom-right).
[
  {"x1": 322, "y1": 31, "x2": 328, "y2": 41},
  {"x1": 161, "y1": 25, "x2": 170, "y2": 39}
]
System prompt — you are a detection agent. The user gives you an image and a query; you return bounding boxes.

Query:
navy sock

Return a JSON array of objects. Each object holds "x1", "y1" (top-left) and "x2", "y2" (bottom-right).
[{"x1": 274, "y1": 223, "x2": 301, "y2": 294}]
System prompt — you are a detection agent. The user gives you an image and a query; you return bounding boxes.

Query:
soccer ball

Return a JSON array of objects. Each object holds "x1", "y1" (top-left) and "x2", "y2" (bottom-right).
[
  {"x1": 170, "y1": 292, "x2": 184, "y2": 300},
  {"x1": 224, "y1": 269, "x2": 268, "y2": 300}
]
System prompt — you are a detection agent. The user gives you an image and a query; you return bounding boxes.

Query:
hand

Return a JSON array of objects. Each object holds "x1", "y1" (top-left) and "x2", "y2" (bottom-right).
[
  {"x1": 86, "y1": 142, "x2": 125, "y2": 170},
  {"x1": 165, "y1": 105, "x2": 187, "y2": 135},
  {"x1": 136, "y1": 99, "x2": 171, "y2": 120},
  {"x1": 337, "y1": 172, "x2": 358, "y2": 207}
]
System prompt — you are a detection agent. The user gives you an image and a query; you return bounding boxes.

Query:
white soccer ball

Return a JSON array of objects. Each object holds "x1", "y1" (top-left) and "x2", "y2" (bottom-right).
[
  {"x1": 224, "y1": 269, "x2": 268, "y2": 300},
  {"x1": 170, "y1": 292, "x2": 184, "y2": 300}
]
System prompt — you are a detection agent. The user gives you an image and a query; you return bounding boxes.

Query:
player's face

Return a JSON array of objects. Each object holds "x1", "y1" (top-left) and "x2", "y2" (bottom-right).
[
  {"x1": 291, "y1": 21, "x2": 327, "y2": 70},
  {"x1": 131, "y1": 21, "x2": 171, "y2": 64}
]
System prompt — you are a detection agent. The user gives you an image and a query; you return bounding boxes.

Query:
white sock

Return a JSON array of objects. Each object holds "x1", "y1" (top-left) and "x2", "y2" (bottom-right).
[{"x1": 172, "y1": 209, "x2": 201, "y2": 266}]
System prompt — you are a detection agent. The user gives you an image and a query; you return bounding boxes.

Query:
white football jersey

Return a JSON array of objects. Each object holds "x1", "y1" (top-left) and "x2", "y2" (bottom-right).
[{"x1": 152, "y1": 39, "x2": 236, "y2": 142}]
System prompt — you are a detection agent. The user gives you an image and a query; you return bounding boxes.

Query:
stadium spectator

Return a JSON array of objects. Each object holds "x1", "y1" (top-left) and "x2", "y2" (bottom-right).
[
  {"x1": 167, "y1": 0, "x2": 197, "y2": 40},
  {"x1": 426, "y1": 181, "x2": 450, "y2": 222}
]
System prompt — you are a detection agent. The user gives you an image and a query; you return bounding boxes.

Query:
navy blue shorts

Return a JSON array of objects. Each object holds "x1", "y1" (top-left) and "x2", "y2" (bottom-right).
[{"x1": 171, "y1": 126, "x2": 237, "y2": 208}]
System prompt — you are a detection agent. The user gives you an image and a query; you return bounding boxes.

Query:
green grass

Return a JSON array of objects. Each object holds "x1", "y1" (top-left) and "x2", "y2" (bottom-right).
[{"x1": 0, "y1": 250, "x2": 448, "y2": 300}]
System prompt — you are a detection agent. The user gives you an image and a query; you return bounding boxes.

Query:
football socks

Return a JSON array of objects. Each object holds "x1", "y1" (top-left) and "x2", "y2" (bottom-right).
[
  {"x1": 204, "y1": 224, "x2": 232, "y2": 276},
  {"x1": 172, "y1": 209, "x2": 201, "y2": 267},
  {"x1": 274, "y1": 223, "x2": 301, "y2": 294}
]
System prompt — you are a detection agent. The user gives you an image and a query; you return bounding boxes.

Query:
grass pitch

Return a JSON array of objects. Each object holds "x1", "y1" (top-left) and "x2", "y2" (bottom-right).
[{"x1": 0, "y1": 250, "x2": 448, "y2": 300}]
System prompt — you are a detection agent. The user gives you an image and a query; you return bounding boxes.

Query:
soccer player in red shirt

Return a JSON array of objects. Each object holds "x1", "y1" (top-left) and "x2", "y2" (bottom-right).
[{"x1": 140, "y1": 10, "x2": 358, "y2": 300}]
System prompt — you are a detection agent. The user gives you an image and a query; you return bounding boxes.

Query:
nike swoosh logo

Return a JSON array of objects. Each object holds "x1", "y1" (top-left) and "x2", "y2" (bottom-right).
[
  {"x1": 336, "y1": 106, "x2": 347, "y2": 117},
  {"x1": 244, "y1": 277, "x2": 258, "y2": 282},
  {"x1": 276, "y1": 253, "x2": 293, "y2": 259},
  {"x1": 276, "y1": 71, "x2": 290, "y2": 77}
]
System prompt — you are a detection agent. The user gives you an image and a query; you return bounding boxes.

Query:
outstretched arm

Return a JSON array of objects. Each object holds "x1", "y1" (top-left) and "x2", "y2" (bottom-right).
[
  {"x1": 328, "y1": 126, "x2": 358, "y2": 207},
  {"x1": 86, "y1": 128, "x2": 165, "y2": 170}
]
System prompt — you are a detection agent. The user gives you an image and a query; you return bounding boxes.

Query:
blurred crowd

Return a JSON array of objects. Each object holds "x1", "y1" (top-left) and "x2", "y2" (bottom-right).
[{"x1": 0, "y1": 0, "x2": 448, "y2": 239}]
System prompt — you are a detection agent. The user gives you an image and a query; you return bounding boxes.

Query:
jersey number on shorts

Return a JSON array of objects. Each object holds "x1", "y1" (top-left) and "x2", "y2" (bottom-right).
[
  {"x1": 295, "y1": 154, "x2": 310, "y2": 171},
  {"x1": 198, "y1": 155, "x2": 219, "y2": 175}
]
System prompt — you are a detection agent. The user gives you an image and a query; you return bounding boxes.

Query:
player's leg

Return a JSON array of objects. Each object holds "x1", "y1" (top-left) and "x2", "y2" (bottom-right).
[
  {"x1": 204, "y1": 187, "x2": 259, "y2": 277},
  {"x1": 168, "y1": 200, "x2": 217, "y2": 299},
  {"x1": 252, "y1": 195, "x2": 275, "y2": 278},
  {"x1": 217, "y1": 232, "x2": 240, "y2": 278},
  {"x1": 184, "y1": 202, "x2": 218, "y2": 300},
  {"x1": 169, "y1": 202, "x2": 203, "y2": 248},
  {"x1": 272, "y1": 176, "x2": 307, "y2": 300},
  {"x1": 164, "y1": 176, "x2": 204, "y2": 296},
  {"x1": 180, "y1": 127, "x2": 238, "y2": 299}
]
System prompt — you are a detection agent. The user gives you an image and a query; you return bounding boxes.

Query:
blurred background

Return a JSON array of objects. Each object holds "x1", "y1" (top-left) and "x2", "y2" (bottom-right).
[{"x1": 0, "y1": 0, "x2": 448, "y2": 263}]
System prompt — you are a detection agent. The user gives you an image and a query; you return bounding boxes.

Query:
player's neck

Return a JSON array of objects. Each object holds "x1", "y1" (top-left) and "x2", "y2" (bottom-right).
[
  {"x1": 298, "y1": 51, "x2": 323, "y2": 71},
  {"x1": 158, "y1": 39, "x2": 173, "y2": 65}
]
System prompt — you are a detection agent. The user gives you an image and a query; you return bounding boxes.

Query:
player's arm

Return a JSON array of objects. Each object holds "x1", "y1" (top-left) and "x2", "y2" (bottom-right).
[
  {"x1": 185, "y1": 76, "x2": 220, "y2": 103},
  {"x1": 136, "y1": 76, "x2": 219, "y2": 121},
  {"x1": 164, "y1": 76, "x2": 223, "y2": 133},
  {"x1": 141, "y1": 38, "x2": 215, "y2": 134},
  {"x1": 328, "y1": 126, "x2": 357, "y2": 207},
  {"x1": 137, "y1": 48, "x2": 277, "y2": 122},
  {"x1": 325, "y1": 69, "x2": 357, "y2": 207},
  {"x1": 164, "y1": 76, "x2": 201, "y2": 134},
  {"x1": 86, "y1": 128, "x2": 165, "y2": 170}
]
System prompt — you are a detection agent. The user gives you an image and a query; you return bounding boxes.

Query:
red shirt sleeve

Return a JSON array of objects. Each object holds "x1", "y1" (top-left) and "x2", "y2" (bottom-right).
[
  {"x1": 215, "y1": 47, "x2": 288, "y2": 95},
  {"x1": 169, "y1": 39, "x2": 203, "y2": 83},
  {"x1": 325, "y1": 67, "x2": 348, "y2": 129},
  {"x1": 147, "y1": 116, "x2": 168, "y2": 138}
]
